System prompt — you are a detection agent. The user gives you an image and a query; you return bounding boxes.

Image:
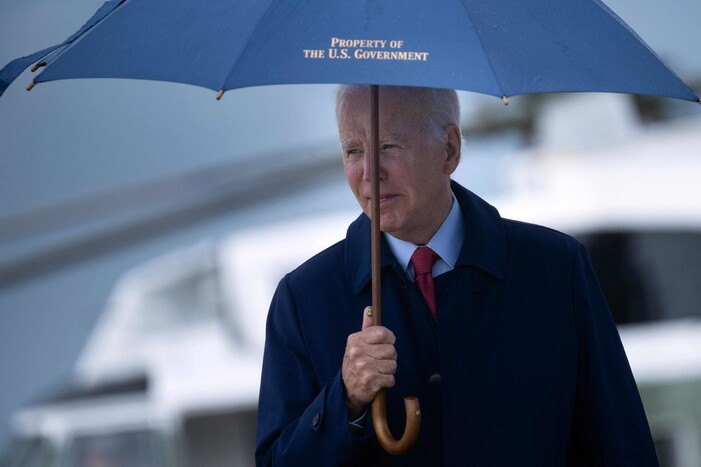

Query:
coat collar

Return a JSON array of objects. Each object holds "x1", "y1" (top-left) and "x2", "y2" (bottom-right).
[{"x1": 345, "y1": 181, "x2": 507, "y2": 294}]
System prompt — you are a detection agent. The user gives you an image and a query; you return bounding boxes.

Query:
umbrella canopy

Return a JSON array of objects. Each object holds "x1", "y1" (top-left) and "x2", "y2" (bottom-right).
[{"x1": 1, "y1": 0, "x2": 699, "y2": 102}]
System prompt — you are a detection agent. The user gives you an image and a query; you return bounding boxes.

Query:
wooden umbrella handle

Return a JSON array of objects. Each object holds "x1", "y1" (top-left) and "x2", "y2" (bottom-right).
[
  {"x1": 368, "y1": 85, "x2": 421, "y2": 455},
  {"x1": 372, "y1": 392, "x2": 422, "y2": 455}
]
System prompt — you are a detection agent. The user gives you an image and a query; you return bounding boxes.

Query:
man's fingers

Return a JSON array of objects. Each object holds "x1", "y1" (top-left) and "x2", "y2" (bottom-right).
[
  {"x1": 373, "y1": 358, "x2": 398, "y2": 377},
  {"x1": 342, "y1": 308, "x2": 398, "y2": 411},
  {"x1": 360, "y1": 326, "x2": 396, "y2": 345},
  {"x1": 364, "y1": 343, "x2": 397, "y2": 362},
  {"x1": 345, "y1": 342, "x2": 396, "y2": 365},
  {"x1": 364, "y1": 374, "x2": 395, "y2": 391},
  {"x1": 362, "y1": 306, "x2": 375, "y2": 330},
  {"x1": 360, "y1": 306, "x2": 397, "y2": 344},
  {"x1": 344, "y1": 347, "x2": 397, "y2": 407}
]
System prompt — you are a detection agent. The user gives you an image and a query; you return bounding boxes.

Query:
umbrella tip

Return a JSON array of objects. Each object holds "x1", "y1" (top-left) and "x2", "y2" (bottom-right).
[
  {"x1": 501, "y1": 96, "x2": 509, "y2": 106},
  {"x1": 26, "y1": 81, "x2": 36, "y2": 92},
  {"x1": 31, "y1": 62, "x2": 46, "y2": 73},
  {"x1": 216, "y1": 89, "x2": 224, "y2": 101}
]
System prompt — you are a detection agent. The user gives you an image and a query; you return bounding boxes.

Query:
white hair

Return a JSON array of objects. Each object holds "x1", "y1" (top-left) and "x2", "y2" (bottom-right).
[{"x1": 335, "y1": 85, "x2": 461, "y2": 143}]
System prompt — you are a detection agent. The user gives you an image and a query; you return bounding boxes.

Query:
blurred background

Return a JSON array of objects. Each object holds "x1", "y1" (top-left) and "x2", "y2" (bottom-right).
[{"x1": 1, "y1": 0, "x2": 700, "y2": 465}]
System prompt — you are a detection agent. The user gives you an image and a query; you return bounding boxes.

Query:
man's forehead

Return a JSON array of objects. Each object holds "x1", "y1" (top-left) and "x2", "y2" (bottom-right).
[
  {"x1": 340, "y1": 132, "x2": 407, "y2": 147},
  {"x1": 336, "y1": 88, "x2": 435, "y2": 143}
]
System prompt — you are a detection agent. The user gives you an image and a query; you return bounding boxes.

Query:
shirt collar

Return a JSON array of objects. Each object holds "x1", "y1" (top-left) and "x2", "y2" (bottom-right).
[
  {"x1": 385, "y1": 191, "x2": 465, "y2": 279},
  {"x1": 344, "y1": 181, "x2": 506, "y2": 295}
]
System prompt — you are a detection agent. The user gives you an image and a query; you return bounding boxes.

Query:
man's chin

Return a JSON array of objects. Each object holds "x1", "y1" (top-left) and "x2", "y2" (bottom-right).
[
  {"x1": 360, "y1": 208, "x2": 403, "y2": 234},
  {"x1": 379, "y1": 219, "x2": 401, "y2": 236}
]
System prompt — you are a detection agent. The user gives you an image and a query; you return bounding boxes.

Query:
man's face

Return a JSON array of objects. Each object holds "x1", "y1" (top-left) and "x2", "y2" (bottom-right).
[{"x1": 338, "y1": 87, "x2": 460, "y2": 245}]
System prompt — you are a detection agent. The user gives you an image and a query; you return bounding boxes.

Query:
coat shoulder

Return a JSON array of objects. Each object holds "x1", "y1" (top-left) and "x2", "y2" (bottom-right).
[
  {"x1": 285, "y1": 238, "x2": 347, "y2": 285},
  {"x1": 502, "y1": 217, "x2": 582, "y2": 258}
]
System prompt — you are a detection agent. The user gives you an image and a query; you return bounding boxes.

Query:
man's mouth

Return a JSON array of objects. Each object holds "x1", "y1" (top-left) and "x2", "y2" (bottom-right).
[
  {"x1": 376, "y1": 194, "x2": 396, "y2": 203},
  {"x1": 364, "y1": 194, "x2": 398, "y2": 207}
]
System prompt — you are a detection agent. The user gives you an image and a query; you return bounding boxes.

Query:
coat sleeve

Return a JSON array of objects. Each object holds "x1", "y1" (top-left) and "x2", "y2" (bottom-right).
[
  {"x1": 569, "y1": 243, "x2": 659, "y2": 466},
  {"x1": 255, "y1": 276, "x2": 370, "y2": 467}
]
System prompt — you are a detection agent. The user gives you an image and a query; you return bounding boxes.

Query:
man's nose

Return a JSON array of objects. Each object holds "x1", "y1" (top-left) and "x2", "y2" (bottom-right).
[
  {"x1": 362, "y1": 153, "x2": 372, "y2": 181},
  {"x1": 362, "y1": 151, "x2": 385, "y2": 182}
]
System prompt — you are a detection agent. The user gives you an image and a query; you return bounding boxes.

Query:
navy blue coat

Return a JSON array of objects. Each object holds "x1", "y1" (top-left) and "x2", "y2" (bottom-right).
[{"x1": 256, "y1": 182, "x2": 658, "y2": 466}]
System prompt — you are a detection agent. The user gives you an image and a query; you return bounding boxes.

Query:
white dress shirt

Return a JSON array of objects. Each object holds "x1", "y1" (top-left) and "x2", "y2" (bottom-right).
[{"x1": 385, "y1": 192, "x2": 465, "y2": 280}]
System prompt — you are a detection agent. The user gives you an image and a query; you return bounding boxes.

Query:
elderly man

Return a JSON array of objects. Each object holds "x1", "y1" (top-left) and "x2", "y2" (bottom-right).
[{"x1": 255, "y1": 86, "x2": 658, "y2": 466}]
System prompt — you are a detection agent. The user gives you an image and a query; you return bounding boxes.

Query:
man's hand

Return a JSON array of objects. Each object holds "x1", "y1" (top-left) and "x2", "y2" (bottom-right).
[{"x1": 342, "y1": 306, "x2": 398, "y2": 420}]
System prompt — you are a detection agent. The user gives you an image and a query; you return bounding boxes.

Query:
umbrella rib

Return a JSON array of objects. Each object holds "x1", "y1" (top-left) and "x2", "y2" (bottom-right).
[
  {"x1": 217, "y1": 0, "x2": 278, "y2": 95},
  {"x1": 587, "y1": 0, "x2": 698, "y2": 101},
  {"x1": 32, "y1": 0, "x2": 128, "y2": 85},
  {"x1": 456, "y1": 0, "x2": 507, "y2": 100},
  {"x1": 588, "y1": 0, "x2": 662, "y2": 62}
]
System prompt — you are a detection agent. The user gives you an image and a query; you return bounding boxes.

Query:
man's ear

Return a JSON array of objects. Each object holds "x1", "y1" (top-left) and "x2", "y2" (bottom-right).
[{"x1": 443, "y1": 124, "x2": 462, "y2": 175}]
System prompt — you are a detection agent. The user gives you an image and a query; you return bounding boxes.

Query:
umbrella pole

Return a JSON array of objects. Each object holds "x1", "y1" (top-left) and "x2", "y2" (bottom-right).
[{"x1": 369, "y1": 85, "x2": 421, "y2": 455}]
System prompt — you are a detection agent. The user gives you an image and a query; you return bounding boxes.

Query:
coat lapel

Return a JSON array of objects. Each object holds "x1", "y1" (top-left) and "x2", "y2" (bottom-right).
[
  {"x1": 344, "y1": 212, "x2": 397, "y2": 295},
  {"x1": 451, "y1": 180, "x2": 506, "y2": 281}
]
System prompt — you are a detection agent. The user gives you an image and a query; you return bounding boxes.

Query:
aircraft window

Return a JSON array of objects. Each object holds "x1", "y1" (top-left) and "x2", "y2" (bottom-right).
[
  {"x1": 63, "y1": 430, "x2": 162, "y2": 467},
  {"x1": 138, "y1": 270, "x2": 223, "y2": 332},
  {"x1": 0, "y1": 436, "x2": 55, "y2": 467},
  {"x1": 577, "y1": 230, "x2": 701, "y2": 324},
  {"x1": 182, "y1": 409, "x2": 257, "y2": 467}
]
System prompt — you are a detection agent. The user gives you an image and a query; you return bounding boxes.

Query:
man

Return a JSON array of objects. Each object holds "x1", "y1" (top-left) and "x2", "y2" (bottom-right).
[{"x1": 255, "y1": 85, "x2": 658, "y2": 466}]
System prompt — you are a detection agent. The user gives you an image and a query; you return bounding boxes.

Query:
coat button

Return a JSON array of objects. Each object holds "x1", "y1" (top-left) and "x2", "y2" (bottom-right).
[
  {"x1": 428, "y1": 373, "x2": 441, "y2": 387},
  {"x1": 312, "y1": 411, "x2": 321, "y2": 427}
]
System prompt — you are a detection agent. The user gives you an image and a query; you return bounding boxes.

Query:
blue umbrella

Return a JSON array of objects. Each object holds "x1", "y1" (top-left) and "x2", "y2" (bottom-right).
[
  {"x1": 1, "y1": 0, "x2": 699, "y2": 102},
  {"x1": 1, "y1": 0, "x2": 698, "y2": 455}
]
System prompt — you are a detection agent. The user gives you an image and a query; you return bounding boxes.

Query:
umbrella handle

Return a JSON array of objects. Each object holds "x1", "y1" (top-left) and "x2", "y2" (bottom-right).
[
  {"x1": 371, "y1": 391, "x2": 421, "y2": 455},
  {"x1": 368, "y1": 85, "x2": 421, "y2": 455}
]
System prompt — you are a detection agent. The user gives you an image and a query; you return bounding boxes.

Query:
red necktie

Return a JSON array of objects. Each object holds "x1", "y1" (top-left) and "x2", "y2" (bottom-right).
[{"x1": 411, "y1": 246, "x2": 438, "y2": 318}]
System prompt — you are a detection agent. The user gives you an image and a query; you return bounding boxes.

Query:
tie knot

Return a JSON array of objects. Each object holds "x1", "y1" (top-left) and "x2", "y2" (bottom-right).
[{"x1": 411, "y1": 246, "x2": 438, "y2": 277}]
